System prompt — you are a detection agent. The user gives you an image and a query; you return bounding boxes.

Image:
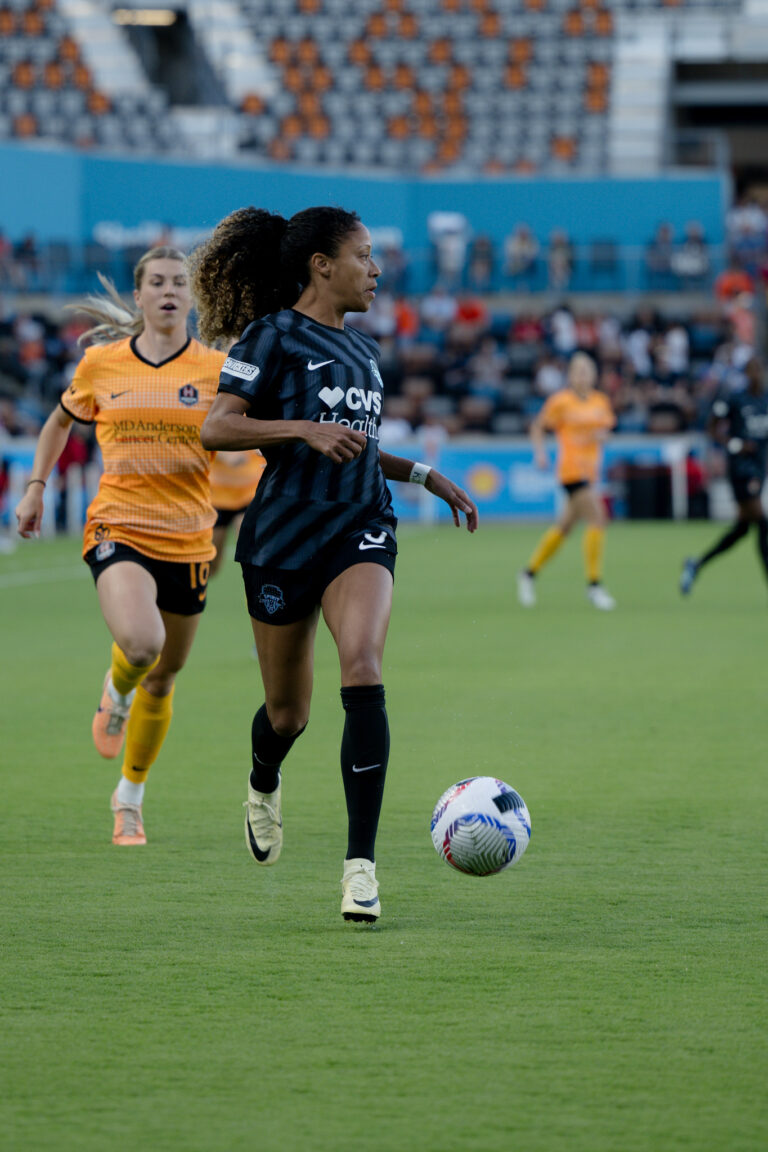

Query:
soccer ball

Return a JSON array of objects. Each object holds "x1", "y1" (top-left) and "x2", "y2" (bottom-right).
[{"x1": 430, "y1": 777, "x2": 531, "y2": 876}]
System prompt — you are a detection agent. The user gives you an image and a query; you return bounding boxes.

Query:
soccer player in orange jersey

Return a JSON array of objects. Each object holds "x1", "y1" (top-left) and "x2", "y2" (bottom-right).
[
  {"x1": 209, "y1": 449, "x2": 265, "y2": 576},
  {"x1": 518, "y1": 352, "x2": 617, "y2": 610},
  {"x1": 16, "y1": 247, "x2": 225, "y2": 845}
]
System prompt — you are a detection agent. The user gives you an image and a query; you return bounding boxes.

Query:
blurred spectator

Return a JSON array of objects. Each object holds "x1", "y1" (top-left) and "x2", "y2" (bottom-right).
[
  {"x1": 467, "y1": 234, "x2": 494, "y2": 292},
  {"x1": 671, "y1": 221, "x2": 710, "y2": 287},
  {"x1": 54, "y1": 422, "x2": 91, "y2": 532},
  {"x1": 547, "y1": 229, "x2": 573, "y2": 291},
  {"x1": 645, "y1": 222, "x2": 674, "y2": 287},
  {"x1": 465, "y1": 335, "x2": 507, "y2": 402},
  {"x1": 504, "y1": 224, "x2": 539, "y2": 286},
  {"x1": 715, "y1": 267, "x2": 754, "y2": 302},
  {"x1": 726, "y1": 197, "x2": 768, "y2": 275},
  {"x1": 420, "y1": 284, "x2": 458, "y2": 337},
  {"x1": 427, "y1": 211, "x2": 470, "y2": 290},
  {"x1": 13, "y1": 233, "x2": 40, "y2": 289},
  {"x1": 533, "y1": 352, "x2": 566, "y2": 397},
  {"x1": 655, "y1": 322, "x2": 690, "y2": 383},
  {"x1": 378, "y1": 243, "x2": 409, "y2": 295},
  {"x1": 547, "y1": 303, "x2": 578, "y2": 357},
  {"x1": 623, "y1": 312, "x2": 655, "y2": 379}
]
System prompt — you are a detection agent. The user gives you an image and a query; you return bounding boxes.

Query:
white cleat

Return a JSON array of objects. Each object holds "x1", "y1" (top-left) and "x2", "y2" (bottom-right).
[
  {"x1": 244, "y1": 774, "x2": 283, "y2": 865},
  {"x1": 517, "y1": 571, "x2": 536, "y2": 607},
  {"x1": 587, "y1": 584, "x2": 616, "y2": 611},
  {"x1": 341, "y1": 858, "x2": 380, "y2": 924}
]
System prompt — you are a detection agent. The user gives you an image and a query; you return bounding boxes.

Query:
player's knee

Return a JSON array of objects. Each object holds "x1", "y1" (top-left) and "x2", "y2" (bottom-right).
[
  {"x1": 341, "y1": 653, "x2": 383, "y2": 686},
  {"x1": 121, "y1": 635, "x2": 164, "y2": 669},
  {"x1": 268, "y1": 704, "x2": 309, "y2": 739}
]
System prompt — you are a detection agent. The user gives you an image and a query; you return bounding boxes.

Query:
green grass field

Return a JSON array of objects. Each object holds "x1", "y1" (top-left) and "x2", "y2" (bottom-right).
[{"x1": 1, "y1": 522, "x2": 767, "y2": 1152}]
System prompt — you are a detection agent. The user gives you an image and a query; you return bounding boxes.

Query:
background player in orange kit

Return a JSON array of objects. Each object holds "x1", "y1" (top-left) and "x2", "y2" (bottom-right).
[
  {"x1": 518, "y1": 351, "x2": 617, "y2": 610},
  {"x1": 209, "y1": 449, "x2": 265, "y2": 576},
  {"x1": 15, "y1": 247, "x2": 225, "y2": 845}
]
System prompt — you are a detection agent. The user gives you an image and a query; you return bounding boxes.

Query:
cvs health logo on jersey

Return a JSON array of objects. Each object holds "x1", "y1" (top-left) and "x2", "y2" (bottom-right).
[{"x1": 317, "y1": 367, "x2": 382, "y2": 440}]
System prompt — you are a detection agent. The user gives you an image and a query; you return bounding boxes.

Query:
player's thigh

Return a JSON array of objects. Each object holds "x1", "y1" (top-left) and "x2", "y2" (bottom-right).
[
  {"x1": 321, "y1": 563, "x2": 394, "y2": 685},
  {"x1": 738, "y1": 495, "x2": 763, "y2": 522},
  {"x1": 210, "y1": 525, "x2": 228, "y2": 574},
  {"x1": 252, "y1": 611, "x2": 320, "y2": 725},
  {"x1": 571, "y1": 485, "x2": 605, "y2": 526},
  {"x1": 95, "y1": 560, "x2": 165, "y2": 659}
]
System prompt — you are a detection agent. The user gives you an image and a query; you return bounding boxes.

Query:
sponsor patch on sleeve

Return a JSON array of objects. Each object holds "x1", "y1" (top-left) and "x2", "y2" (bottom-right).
[{"x1": 223, "y1": 357, "x2": 261, "y2": 382}]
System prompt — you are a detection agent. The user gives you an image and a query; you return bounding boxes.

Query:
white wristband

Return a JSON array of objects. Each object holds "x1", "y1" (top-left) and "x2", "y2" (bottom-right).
[{"x1": 409, "y1": 462, "x2": 432, "y2": 485}]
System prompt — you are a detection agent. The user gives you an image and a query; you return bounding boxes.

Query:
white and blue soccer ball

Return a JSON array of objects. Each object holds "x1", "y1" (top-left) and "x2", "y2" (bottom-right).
[{"x1": 430, "y1": 777, "x2": 531, "y2": 876}]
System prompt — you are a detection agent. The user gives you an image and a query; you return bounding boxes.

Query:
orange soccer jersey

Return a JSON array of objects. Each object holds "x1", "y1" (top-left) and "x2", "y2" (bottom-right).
[
  {"x1": 540, "y1": 387, "x2": 615, "y2": 485},
  {"x1": 61, "y1": 336, "x2": 225, "y2": 561},
  {"x1": 209, "y1": 450, "x2": 266, "y2": 512}
]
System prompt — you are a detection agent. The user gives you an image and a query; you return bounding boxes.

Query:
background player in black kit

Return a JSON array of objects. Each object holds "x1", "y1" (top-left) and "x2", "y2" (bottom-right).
[
  {"x1": 192, "y1": 205, "x2": 478, "y2": 923},
  {"x1": 681, "y1": 356, "x2": 768, "y2": 595}
]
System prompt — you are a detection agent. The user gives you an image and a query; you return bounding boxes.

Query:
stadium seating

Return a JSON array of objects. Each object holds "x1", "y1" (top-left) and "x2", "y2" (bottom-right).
[
  {"x1": 0, "y1": 0, "x2": 173, "y2": 152},
  {"x1": 0, "y1": 0, "x2": 743, "y2": 172}
]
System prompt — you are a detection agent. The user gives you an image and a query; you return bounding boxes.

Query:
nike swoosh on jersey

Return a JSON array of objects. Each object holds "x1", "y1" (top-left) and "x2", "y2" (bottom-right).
[
  {"x1": 359, "y1": 541, "x2": 387, "y2": 550},
  {"x1": 352, "y1": 763, "x2": 382, "y2": 773},
  {"x1": 110, "y1": 390, "x2": 131, "y2": 399},
  {"x1": 307, "y1": 359, "x2": 336, "y2": 370}
]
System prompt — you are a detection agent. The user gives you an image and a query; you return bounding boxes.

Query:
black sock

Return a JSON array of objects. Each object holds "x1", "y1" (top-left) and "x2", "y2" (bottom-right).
[
  {"x1": 340, "y1": 684, "x2": 389, "y2": 862},
  {"x1": 249, "y1": 704, "x2": 304, "y2": 793},
  {"x1": 698, "y1": 520, "x2": 749, "y2": 568},
  {"x1": 757, "y1": 518, "x2": 768, "y2": 582}
]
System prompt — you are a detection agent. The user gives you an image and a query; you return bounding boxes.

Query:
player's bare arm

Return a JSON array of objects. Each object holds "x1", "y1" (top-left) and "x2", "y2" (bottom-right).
[
  {"x1": 201, "y1": 391, "x2": 366, "y2": 462},
  {"x1": 15, "y1": 405, "x2": 74, "y2": 537},
  {"x1": 529, "y1": 413, "x2": 549, "y2": 469},
  {"x1": 379, "y1": 450, "x2": 479, "y2": 532}
]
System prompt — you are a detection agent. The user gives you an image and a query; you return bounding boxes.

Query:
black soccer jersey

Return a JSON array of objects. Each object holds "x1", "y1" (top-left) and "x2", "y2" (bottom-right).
[
  {"x1": 712, "y1": 391, "x2": 768, "y2": 474},
  {"x1": 218, "y1": 308, "x2": 396, "y2": 569}
]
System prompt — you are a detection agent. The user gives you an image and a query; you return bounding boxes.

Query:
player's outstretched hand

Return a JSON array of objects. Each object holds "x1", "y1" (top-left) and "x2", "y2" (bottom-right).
[
  {"x1": 425, "y1": 470, "x2": 479, "y2": 532},
  {"x1": 15, "y1": 489, "x2": 44, "y2": 538},
  {"x1": 304, "y1": 422, "x2": 367, "y2": 463}
]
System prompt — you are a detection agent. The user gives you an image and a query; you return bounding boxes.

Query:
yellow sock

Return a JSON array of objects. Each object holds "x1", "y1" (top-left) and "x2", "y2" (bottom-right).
[
  {"x1": 122, "y1": 684, "x2": 174, "y2": 784},
  {"x1": 584, "y1": 526, "x2": 605, "y2": 584},
  {"x1": 527, "y1": 526, "x2": 565, "y2": 575},
  {"x1": 111, "y1": 642, "x2": 160, "y2": 697}
]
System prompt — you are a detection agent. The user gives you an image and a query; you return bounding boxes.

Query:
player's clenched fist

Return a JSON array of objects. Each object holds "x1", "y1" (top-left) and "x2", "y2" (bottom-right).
[{"x1": 303, "y1": 421, "x2": 366, "y2": 462}]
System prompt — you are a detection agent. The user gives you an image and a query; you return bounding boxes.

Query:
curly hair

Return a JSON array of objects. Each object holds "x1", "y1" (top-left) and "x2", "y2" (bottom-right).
[
  {"x1": 71, "y1": 246, "x2": 187, "y2": 345},
  {"x1": 190, "y1": 205, "x2": 361, "y2": 345}
]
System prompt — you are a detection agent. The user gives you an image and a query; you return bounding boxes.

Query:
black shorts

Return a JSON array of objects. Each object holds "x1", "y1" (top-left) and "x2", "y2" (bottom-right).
[
  {"x1": 85, "y1": 542, "x2": 210, "y2": 616},
  {"x1": 562, "y1": 479, "x2": 590, "y2": 496},
  {"x1": 242, "y1": 525, "x2": 397, "y2": 624},
  {"x1": 214, "y1": 504, "x2": 248, "y2": 529},
  {"x1": 729, "y1": 465, "x2": 764, "y2": 504}
]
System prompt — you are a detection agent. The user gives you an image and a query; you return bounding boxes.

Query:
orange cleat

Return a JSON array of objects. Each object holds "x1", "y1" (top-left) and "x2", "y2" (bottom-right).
[
  {"x1": 92, "y1": 672, "x2": 134, "y2": 759},
  {"x1": 111, "y1": 789, "x2": 146, "y2": 846}
]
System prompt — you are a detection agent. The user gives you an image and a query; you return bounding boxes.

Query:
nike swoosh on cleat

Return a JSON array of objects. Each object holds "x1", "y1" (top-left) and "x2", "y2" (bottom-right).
[
  {"x1": 351, "y1": 896, "x2": 379, "y2": 908},
  {"x1": 352, "y1": 763, "x2": 381, "y2": 773},
  {"x1": 307, "y1": 359, "x2": 336, "y2": 370},
  {"x1": 246, "y1": 821, "x2": 272, "y2": 862}
]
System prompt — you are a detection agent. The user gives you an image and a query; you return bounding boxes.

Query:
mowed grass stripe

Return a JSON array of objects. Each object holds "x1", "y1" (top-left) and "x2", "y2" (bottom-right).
[{"x1": 1, "y1": 526, "x2": 766, "y2": 1152}]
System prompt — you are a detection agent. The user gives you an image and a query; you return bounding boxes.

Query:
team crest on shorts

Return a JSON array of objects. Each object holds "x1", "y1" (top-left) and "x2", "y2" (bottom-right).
[
  {"x1": 178, "y1": 383, "x2": 199, "y2": 407},
  {"x1": 95, "y1": 540, "x2": 116, "y2": 561},
  {"x1": 258, "y1": 584, "x2": 285, "y2": 615}
]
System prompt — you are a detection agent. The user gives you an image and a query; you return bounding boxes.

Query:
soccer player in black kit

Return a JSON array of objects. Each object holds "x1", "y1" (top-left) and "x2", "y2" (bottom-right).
[
  {"x1": 192, "y1": 206, "x2": 478, "y2": 923},
  {"x1": 681, "y1": 356, "x2": 768, "y2": 595}
]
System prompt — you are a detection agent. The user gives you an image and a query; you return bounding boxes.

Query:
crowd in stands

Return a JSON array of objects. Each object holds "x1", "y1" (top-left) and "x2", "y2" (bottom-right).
[
  {"x1": 0, "y1": 213, "x2": 728, "y2": 297},
  {"x1": 0, "y1": 210, "x2": 765, "y2": 473}
]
